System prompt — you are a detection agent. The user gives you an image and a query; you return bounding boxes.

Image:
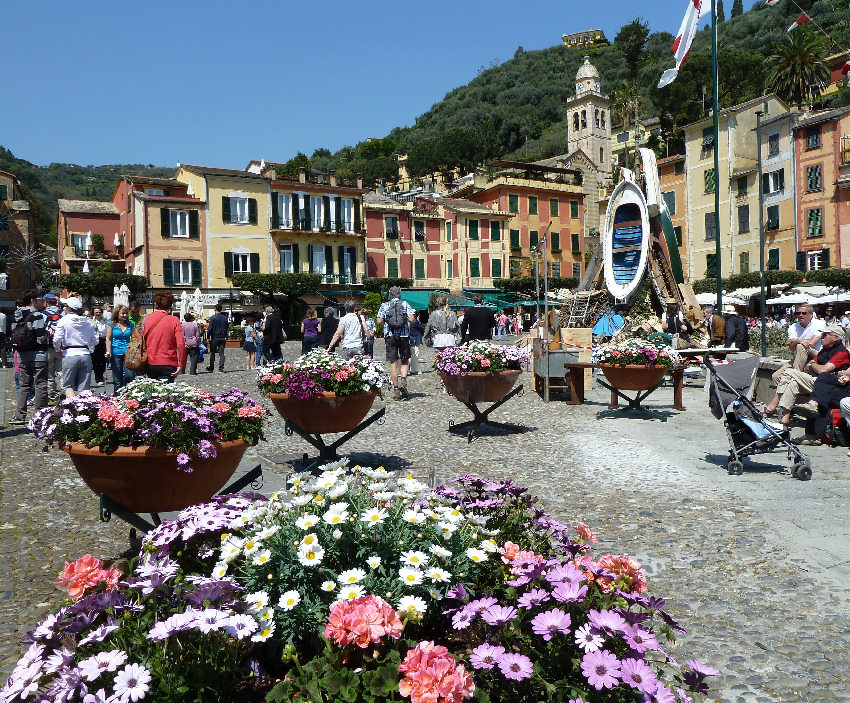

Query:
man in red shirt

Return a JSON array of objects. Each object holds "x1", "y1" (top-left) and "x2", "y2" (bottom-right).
[{"x1": 143, "y1": 290, "x2": 185, "y2": 382}]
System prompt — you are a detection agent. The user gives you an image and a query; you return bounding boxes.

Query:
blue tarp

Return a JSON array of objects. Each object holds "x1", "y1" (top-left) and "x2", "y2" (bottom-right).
[{"x1": 592, "y1": 313, "x2": 624, "y2": 337}]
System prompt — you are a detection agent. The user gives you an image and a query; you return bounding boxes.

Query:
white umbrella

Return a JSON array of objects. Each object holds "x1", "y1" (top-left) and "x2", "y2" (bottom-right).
[
  {"x1": 85, "y1": 231, "x2": 92, "y2": 252},
  {"x1": 192, "y1": 287, "x2": 203, "y2": 317},
  {"x1": 694, "y1": 292, "x2": 747, "y2": 306},
  {"x1": 113, "y1": 232, "x2": 121, "y2": 248},
  {"x1": 179, "y1": 291, "x2": 189, "y2": 320},
  {"x1": 115, "y1": 283, "x2": 130, "y2": 309},
  {"x1": 82, "y1": 260, "x2": 89, "y2": 274},
  {"x1": 766, "y1": 293, "x2": 820, "y2": 305}
]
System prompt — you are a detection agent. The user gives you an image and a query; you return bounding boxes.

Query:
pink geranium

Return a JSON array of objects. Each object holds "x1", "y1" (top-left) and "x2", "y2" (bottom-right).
[
  {"x1": 596, "y1": 553, "x2": 648, "y2": 594},
  {"x1": 97, "y1": 405, "x2": 118, "y2": 422},
  {"x1": 324, "y1": 595, "x2": 403, "y2": 648},
  {"x1": 112, "y1": 413, "x2": 134, "y2": 430},
  {"x1": 58, "y1": 554, "x2": 121, "y2": 602},
  {"x1": 398, "y1": 641, "x2": 474, "y2": 703}
]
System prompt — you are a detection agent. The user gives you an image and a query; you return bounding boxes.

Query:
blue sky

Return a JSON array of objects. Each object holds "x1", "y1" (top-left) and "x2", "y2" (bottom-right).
[{"x1": 6, "y1": 1, "x2": 761, "y2": 169}]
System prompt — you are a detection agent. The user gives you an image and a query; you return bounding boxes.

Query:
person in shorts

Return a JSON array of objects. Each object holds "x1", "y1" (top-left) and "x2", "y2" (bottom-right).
[
  {"x1": 329, "y1": 300, "x2": 369, "y2": 360},
  {"x1": 376, "y1": 286, "x2": 415, "y2": 400}
]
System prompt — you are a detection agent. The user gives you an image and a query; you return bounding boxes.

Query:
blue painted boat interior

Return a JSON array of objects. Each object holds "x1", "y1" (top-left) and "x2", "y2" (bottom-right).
[
  {"x1": 610, "y1": 203, "x2": 645, "y2": 283},
  {"x1": 612, "y1": 250, "x2": 640, "y2": 283}
]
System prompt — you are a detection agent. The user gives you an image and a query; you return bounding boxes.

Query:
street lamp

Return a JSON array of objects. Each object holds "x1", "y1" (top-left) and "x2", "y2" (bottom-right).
[
  {"x1": 531, "y1": 246, "x2": 542, "y2": 325},
  {"x1": 756, "y1": 110, "x2": 767, "y2": 357}
]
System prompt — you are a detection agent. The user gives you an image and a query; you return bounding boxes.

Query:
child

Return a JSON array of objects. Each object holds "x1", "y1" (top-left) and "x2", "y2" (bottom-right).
[{"x1": 243, "y1": 314, "x2": 256, "y2": 369}]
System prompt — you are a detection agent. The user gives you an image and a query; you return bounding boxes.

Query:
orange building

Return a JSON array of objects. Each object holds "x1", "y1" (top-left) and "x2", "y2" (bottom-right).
[{"x1": 657, "y1": 154, "x2": 688, "y2": 277}]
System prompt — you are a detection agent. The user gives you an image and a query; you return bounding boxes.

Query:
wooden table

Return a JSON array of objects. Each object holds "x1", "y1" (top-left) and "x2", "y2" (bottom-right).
[{"x1": 564, "y1": 362, "x2": 687, "y2": 411}]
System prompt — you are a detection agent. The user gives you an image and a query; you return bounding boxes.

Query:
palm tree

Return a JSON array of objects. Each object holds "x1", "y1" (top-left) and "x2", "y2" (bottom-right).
[{"x1": 765, "y1": 29, "x2": 830, "y2": 108}]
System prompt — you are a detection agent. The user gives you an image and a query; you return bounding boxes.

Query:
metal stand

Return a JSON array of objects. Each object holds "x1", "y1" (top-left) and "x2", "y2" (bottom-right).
[
  {"x1": 595, "y1": 378, "x2": 669, "y2": 421},
  {"x1": 285, "y1": 407, "x2": 386, "y2": 473},
  {"x1": 99, "y1": 465, "x2": 265, "y2": 548},
  {"x1": 448, "y1": 385, "x2": 526, "y2": 443}
]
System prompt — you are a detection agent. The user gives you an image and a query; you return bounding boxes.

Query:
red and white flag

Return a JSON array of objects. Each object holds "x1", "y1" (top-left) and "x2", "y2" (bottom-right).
[
  {"x1": 765, "y1": 0, "x2": 781, "y2": 6},
  {"x1": 658, "y1": 0, "x2": 709, "y2": 89},
  {"x1": 785, "y1": 13, "x2": 809, "y2": 34},
  {"x1": 841, "y1": 60, "x2": 850, "y2": 76}
]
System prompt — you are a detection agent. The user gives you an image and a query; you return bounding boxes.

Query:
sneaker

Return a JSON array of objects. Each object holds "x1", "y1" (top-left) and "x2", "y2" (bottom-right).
[
  {"x1": 399, "y1": 379, "x2": 409, "y2": 399},
  {"x1": 392, "y1": 387, "x2": 401, "y2": 401},
  {"x1": 9, "y1": 418, "x2": 27, "y2": 426}
]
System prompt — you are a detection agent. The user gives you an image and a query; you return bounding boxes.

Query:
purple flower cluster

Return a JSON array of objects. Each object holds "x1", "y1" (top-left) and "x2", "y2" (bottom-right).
[{"x1": 434, "y1": 341, "x2": 530, "y2": 377}]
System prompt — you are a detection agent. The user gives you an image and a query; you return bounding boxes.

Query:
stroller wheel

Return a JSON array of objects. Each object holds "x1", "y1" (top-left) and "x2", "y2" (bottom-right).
[
  {"x1": 727, "y1": 460, "x2": 744, "y2": 476},
  {"x1": 792, "y1": 460, "x2": 812, "y2": 481}
]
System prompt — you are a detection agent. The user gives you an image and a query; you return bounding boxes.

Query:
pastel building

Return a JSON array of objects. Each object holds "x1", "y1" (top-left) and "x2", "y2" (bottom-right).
[
  {"x1": 57, "y1": 199, "x2": 122, "y2": 275},
  {"x1": 657, "y1": 154, "x2": 688, "y2": 275},
  {"x1": 0, "y1": 170, "x2": 37, "y2": 304}
]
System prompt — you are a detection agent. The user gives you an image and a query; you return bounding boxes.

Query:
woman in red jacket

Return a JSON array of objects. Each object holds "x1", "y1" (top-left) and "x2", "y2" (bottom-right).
[{"x1": 144, "y1": 291, "x2": 185, "y2": 382}]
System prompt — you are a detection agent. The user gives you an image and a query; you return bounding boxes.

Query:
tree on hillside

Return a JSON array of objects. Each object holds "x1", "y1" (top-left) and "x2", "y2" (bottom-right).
[
  {"x1": 275, "y1": 152, "x2": 312, "y2": 180},
  {"x1": 731, "y1": 0, "x2": 743, "y2": 18},
  {"x1": 765, "y1": 29, "x2": 830, "y2": 108},
  {"x1": 614, "y1": 18, "x2": 650, "y2": 83},
  {"x1": 717, "y1": 0, "x2": 726, "y2": 22}
]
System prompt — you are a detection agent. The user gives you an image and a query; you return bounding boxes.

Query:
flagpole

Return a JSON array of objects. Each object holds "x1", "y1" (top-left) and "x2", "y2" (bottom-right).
[{"x1": 712, "y1": 0, "x2": 722, "y2": 312}]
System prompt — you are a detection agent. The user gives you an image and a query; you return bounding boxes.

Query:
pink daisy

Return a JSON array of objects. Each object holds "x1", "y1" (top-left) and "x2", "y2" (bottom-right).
[
  {"x1": 580, "y1": 649, "x2": 621, "y2": 690},
  {"x1": 498, "y1": 652, "x2": 533, "y2": 681}
]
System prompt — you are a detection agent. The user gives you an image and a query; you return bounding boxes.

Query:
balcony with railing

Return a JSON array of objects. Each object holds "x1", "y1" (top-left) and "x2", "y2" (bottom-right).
[
  {"x1": 273, "y1": 217, "x2": 360, "y2": 235},
  {"x1": 308, "y1": 272, "x2": 364, "y2": 286}
]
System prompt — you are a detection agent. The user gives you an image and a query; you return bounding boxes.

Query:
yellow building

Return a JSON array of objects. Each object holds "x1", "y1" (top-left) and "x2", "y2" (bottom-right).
[
  {"x1": 175, "y1": 165, "x2": 271, "y2": 289},
  {"x1": 683, "y1": 95, "x2": 789, "y2": 281},
  {"x1": 657, "y1": 154, "x2": 688, "y2": 274}
]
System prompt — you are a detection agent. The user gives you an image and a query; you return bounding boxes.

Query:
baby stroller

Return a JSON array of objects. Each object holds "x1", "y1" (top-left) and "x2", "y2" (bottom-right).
[{"x1": 705, "y1": 354, "x2": 812, "y2": 480}]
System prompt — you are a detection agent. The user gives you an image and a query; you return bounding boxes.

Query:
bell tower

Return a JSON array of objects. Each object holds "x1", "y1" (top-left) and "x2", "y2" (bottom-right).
[{"x1": 565, "y1": 56, "x2": 611, "y2": 180}]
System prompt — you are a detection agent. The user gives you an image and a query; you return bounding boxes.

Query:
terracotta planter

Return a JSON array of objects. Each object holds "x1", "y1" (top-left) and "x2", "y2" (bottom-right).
[
  {"x1": 599, "y1": 364, "x2": 667, "y2": 391},
  {"x1": 267, "y1": 391, "x2": 377, "y2": 434},
  {"x1": 225, "y1": 339, "x2": 242, "y2": 349},
  {"x1": 62, "y1": 440, "x2": 249, "y2": 513},
  {"x1": 439, "y1": 369, "x2": 522, "y2": 403}
]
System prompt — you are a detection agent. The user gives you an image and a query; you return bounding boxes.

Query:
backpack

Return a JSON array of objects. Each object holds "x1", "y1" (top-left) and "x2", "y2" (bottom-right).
[
  {"x1": 734, "y1": 317, "x2": 750, "y2": 351},
  {"x1": 385, "y1": 299, "x2": 406, "y2": 334},
  {"x1": 10, "y1": 311, "x2": 41, "y2": 352}
]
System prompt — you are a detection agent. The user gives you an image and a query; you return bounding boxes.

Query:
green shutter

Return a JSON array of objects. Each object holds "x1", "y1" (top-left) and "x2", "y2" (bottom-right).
[
  {"x1": 768, "y1": 248, "x2": 779, "y2": 270},
  {"x1": 224, "y1": 252, "x2": 233, "y2": 278},
  {"x1": 704, "y1": 169, "x2": 715, "y2": 194},
  {"x1": 325, "y1": 246, "x2": 333, "y2": 275},
  {"x1": 706, "y1": 254, "x2": 717, "y2": 278},
  {"x1": 796, "y1": 252, "x2": 807, "y2": 272},
  {"x1": 323, "y1": 196, "x2": 331, "y2": 231},
  {"x1": 530, "y1": 230, "x2": 538, "y2": 248},
  {"x1": 491, "y1": 258, "x2": 502, "y2": 278},
  {"x1": 191, "y1": 259, "x2": 202, "y2": 286},
  {"x1": 510, "y1": 229, "x2": 520, "y2": 248},
  {"x1": 0, "y1": 185, "x2": 7, "y2": 200},
  {"x1": 551, "y1": 232, "x2": 560, "y2": 251},
  {"x1": 550, "y1": 198, "x2": 559, "y2": 216},
  {"x1": 188, "y1": 210, "x2": 199, "y2": 238},
  {"x1": 303, "y1": 196, "x2": 311, "y2": 230},
  {"x1": 161, "y1": 208, "x2": 170, "y2": 237},
  {"x1": 388, "y1": 258, "x2": 399, "y2": 277},
  {"x1": 163, "y1": 259, "x2": 173, "y2": 286},
  {"x1": 271, "y1": 192, "x2": 279, "y2": 227},
  {"x1": 490, "y1": 221, "x2": 500, "y2": 240},
  {"x1": 570, "y1": 200, "x2": 578, "y2": 218},
  {"x1": 469, "y1": 220, "x2": 479, "y2": 240},
  {"x1": 470, "y1": 258, "x2": 480, "y2": 277},
  {"x1": 292, "y1": 195, "x2": 298, "y2": 229},
  {"x1": 823, "y1": 247, "x2": 831, "y2": 269},
  {"x1": 674, "y1": 226, "x2": 683, "y2": 247},
  {"x1": 249, "y1": 252, "x2": 260, "y2": 273},
  {"x1": 415, "y1": 259, "x2": 425, "y2": 279},
  {"x1": 353, "y1": 198, "x2": 361, "y2": 233},
  {"x1": 808, "y1": 209, "x2": 822, "y2": 237},
  {"x1": 222, "y1": 196, "x2": 231, "y2": 223},
  {"x1": 571, "y1": 232, "x2": 580, "y2": 252},
  {"x1": 248, "y1": 198, "x2": 258, "y2": 225},
  {"x1": 335, "y1": 198, "x2": 342, "y2": 231},
  {"x1": 528, "y1": 196, "x2": 537, "y2": 215},
  {"x1": 348, "y1": 246, "x2": 357, "y2": 280},
  {"x1": 509, "y1": 194, "x2": 518, "y2": 213},
  {"x1": 338, "y1": 246, "x2": 345, "y2": 276},
  {"x1": 292, "y1": 243, "x2": 300, "y2": 272}
]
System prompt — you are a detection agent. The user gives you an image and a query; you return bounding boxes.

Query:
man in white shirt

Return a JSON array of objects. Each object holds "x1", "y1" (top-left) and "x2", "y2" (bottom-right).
[
  {"x1": 329, "y1": 300, "x2": 368, "y2": 360},
  {"x1": 53, "y1": 297, "x2": 98, "y2": 398},
  {"x1": 772, "y1": 304, "x2": 825, "y2": 385},
  {"x1": 841, "y1": 311, "x2": 850, "y2": 330}
]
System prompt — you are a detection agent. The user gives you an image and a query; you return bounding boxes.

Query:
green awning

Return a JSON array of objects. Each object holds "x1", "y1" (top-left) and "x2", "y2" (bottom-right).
[{"x1": 401, "y1": 290, "x2": 440, "y2": 310}]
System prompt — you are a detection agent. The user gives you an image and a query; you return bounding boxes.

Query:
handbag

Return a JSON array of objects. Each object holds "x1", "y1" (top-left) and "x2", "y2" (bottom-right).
[{"x1": 124, "y1": 314, "x2": 165, "y2": 373}]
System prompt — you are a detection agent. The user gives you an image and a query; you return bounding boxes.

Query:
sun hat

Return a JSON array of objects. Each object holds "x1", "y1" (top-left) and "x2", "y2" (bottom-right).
[
  {"x1": 42, "y1": 292, "x2": 58, "y2": 300},
  {"x1": 822, "y1": 323, "x2": 845, "y2": 338},
  {"x1": 722, "y1": 305, "x2": 737, "y2": 315}
]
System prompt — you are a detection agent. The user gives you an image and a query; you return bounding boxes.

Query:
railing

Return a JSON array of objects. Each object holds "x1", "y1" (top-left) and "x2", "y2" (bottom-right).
[
  {"x1": 386, "y1": 229, "x2": 400, "y2": 239},
  {"x1": 310, "y1": 273, "x2": 363, "y2": 285},
  {"x1": 276, "y1": 218, "x2": 358, "y2": 234},
  {"x1": 69, "y1": 246, "x2": 124, "y2": 260}
]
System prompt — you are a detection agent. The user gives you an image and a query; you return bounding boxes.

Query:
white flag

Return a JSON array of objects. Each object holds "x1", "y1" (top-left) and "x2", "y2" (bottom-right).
[{"x1": 658, "y1": 0, "x2": 709, "y2": 89}]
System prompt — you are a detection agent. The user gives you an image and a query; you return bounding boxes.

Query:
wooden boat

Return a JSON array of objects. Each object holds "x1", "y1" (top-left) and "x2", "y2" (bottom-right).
[{"x1": 603, "y1": 176, "x2": 651, "y2": 303}]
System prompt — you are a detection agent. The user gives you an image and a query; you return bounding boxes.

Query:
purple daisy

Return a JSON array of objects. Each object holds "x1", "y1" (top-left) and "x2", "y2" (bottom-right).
[
  {"x1": 498, "y1": 652, "x2": 533, "y2": 681},
  {"x1": 530, "y1": 608, "x2": 572, "y2": 641},
  {"x1": 544, "y1": 563, "x2": 584, "y2": 585},
  {"x1": 644, "y1": 682, "x2": 677, "y2": 703},
  {"x1": 588, "y1": 608, "x2": 627, "y2": 634},
  {"x1": 466, "y1": 596, "x2": 497, "y2": 612},
  {"x1": 623, "y1": 624, "x2": 659, "y2": 654},
  {"x1": 676, "y1": 688, "x2": 694, "y2": 703},
  {"x1": 574, "y1": 623, "x2": 604, "y2": 652},
  {"x1": 481, "y1": 604, "x2": 518, "y2": 626},
  {"x1": 620, "y1": 657, "x2": 658, "y2": 694},
  {"x1": 685, "y1": 660, "x2": 720, "y2": 677},
  {"x1": 517, "y1": 588, "x2": 550, "y2": 610},
  {"x1": 580, "y1": 649, "x2": 621, "y2": 690},
  {"x1": 451, "y1": 609, "x2": 475, "y2": 630},
  {"x1": 469, "y1": 643, "x2": 506, "y2": 670},
  {"x1": 551, "y1": 581, "x2": 588, "y2": 603}
]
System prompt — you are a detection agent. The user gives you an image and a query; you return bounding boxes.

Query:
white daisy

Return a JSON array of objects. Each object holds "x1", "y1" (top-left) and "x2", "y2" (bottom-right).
[
  {"x1": 332, "y1": 529, "x2": 343, "y2": 540},
  {"x1": 426, "y1": 587, "x2": 443, "y2": 601},
  {"x1": 297, "y1": 544, "x2": 325, "y2": 567},
  {"x1": 300, "y1": 533, "x2": 320, "y2": 547},
  {"x1": 291, "y1": 495, "x2": 313, "y2": 507},
  {"x1": 366, "y1": 556, "x2": 382, "y2": 569},
  {"x1": 426, "y1": 567, "x2": 452, "y2": 583},
  {"x1": 323, "y1": 508, "x2": 349, "y2": 526},
  {"x1": 251, "y1": 622, "x2": 276, "y2": 642},
  {"x1": 338, "y1": 568, "x2": 367, "y2": 584},
  {"x1": 246, "y1": 591, "x2": 269, "y2": 612},
  {"x1": 429, "y1": 544, "x2": 452, "y2": 558},
  {"x1": 361, "y1": 507, "x2": 388, "y2": 526},
  {"x1": 338, "y1": 584, "x2": 365, "y2": 601},
  {"x1": 437, "y1": 521, "x2": 458, "y2": 538},
  {"x1": 398, "y1": 567, "x2": 424, "y2": 586},
  {"x1": 312, "y1": 493, "x2": 326, "y2": 505},
  {"x1": 397, "y1": 595, "x2": 428, "y2": 617},
  {"x1": 466, "y1": 548, "x2": 488, "y2": 563},
  {"x1": 277, "y1": 590, "x2": 301, "y2": 610},
  {"x1": 320, "y1": 580, "x2": 337, "y2": 592},
  {"x1": 374, "y1": 491, "x2": 396, "y2": 501},
  {"x1": 314, "y1": 474, "x2": 338, "y2": 490},
  {"x1": 211, "y1": 562, "x2": 228, "y2": 578},
  {"x1": 402, "y1": 510, "x2": 426, "y2": 524},
  {"x1": 221, "y1": 544, "x2": 242, "y2": 564},
  {"x1": 326, "y1": 482, "x2": 349, "y2": 499},
  {"x1": 258, "y1": 526, "x2": 280, "y2": 539},
  {"x1": 256, "y1": 607, "x2": 275, "y2": 622},
  {"x1": 401, "y1": 550, "x2": 429, "y2": 567},
  {"x1": 295, "y1": 514, "x2": 320, "y2": 530},
  {"x1": 479, "y1": 539, "x2": 499, "y2": 553},
  {"x1": 242, "y1": 537, "x2": 261, "y2": 556},
  {"x1": 252, "y1": 549, "x2": 272, "y2": 566},
  {"x1": 368, "y1": 481, "x2": 389, "y2": 492}
]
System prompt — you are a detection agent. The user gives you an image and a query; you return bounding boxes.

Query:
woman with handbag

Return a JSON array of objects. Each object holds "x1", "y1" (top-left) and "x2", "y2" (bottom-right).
[{"x1": 106, "y1": 305, "x2": 135, "y2": 394}]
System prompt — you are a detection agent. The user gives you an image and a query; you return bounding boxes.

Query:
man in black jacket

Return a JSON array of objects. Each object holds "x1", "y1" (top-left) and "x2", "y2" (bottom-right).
[
  {"x1": 262, "y1": 306, "x2": 284, "y2": 362},
  {"x1": 206, "y1": 304, "x2": 230, "y2": 372},
  {"x1": 318, "y1": 308, "x2": 339, "y2": 352},
  {"x1": 461, "y1": 293, "x2": 496, "y2": 343}
]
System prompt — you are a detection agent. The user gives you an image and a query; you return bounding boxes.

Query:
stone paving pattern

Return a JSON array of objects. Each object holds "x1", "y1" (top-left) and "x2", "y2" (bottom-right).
[{"x1": 2, "y1": 340, "x2": 849, "y2": 702}]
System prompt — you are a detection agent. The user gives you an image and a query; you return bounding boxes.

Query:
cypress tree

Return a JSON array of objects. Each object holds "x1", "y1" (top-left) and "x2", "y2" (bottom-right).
[
  {"x1": 717, "y1": 0, "x2": 725, "y2": 22},
  {"x1": 731, "y1": 0, "x2": 743, "y2": 18}
]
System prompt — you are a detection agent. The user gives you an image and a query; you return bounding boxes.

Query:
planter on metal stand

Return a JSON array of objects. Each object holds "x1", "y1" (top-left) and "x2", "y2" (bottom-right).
[{"x1": 439, "y1": 370, "x2": 526, "y2": 443}]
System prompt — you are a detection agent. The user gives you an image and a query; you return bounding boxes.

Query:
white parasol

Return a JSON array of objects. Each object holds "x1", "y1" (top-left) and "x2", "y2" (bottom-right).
[
  {"x1": 192, "y1": 287, "x2": 203, "y2": 317},
  {"x1": 114, "y1": 283, "x2": 130, "y2": 309},
  {"x1": 179, "y1": 290, "x2": 189, "y2": 320},
  {"x1": 82, "y1": 260, "x2": 89, "y2": 274},
  {"x1": 113, "y1": 232, "x2": 121, "y2": 248}
]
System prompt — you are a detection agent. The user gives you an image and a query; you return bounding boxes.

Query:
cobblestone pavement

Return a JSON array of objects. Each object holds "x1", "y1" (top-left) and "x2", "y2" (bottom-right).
[{"x1": 2, "y1": 341, "x2": 850, "y2": 702}]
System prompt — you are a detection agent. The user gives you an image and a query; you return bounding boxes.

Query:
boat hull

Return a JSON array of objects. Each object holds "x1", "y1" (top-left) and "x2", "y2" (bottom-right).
[{"x1": 603, "y1": 178, "x2": 651, "y2": 303}]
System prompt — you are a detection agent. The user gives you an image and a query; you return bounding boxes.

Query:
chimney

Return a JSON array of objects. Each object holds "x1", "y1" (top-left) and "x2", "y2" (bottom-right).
[
  {"x1": 356, "y1": 173, "x2": 363, "y2": 190},
  {"x1": 299, "y1": 167, "x2": 306, "y2": 184},
  {"x1": 330, "y1": 170, "x2": 337, "y2": 187}
]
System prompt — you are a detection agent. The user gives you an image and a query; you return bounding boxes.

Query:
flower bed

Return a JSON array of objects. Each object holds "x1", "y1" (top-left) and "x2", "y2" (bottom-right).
[
  {"x1": 29, "y1": 378, "x2": 267, "y2": 472},
  {"x1": 1, "y1": 462, "x2": 717, "y2": 703},
  {"x1": 592, "y1": 339, "x2": 680, "y2": 369},
  {"x1": 258, "y1": 349, "x2": 391, "y2": 399},
  {"x1": 435, "y1": 341, "x2": 530, "y2": 376}
]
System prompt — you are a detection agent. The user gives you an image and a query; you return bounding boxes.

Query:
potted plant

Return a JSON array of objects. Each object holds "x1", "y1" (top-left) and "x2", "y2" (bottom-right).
[
  {"x1": 226, "y1": 324, "x2": 244, "y2": 348},
  {"x1": 592, "y1": 339, "x2": 680, "y2": 391},
  {"x1": 1, "y1": 461, "x2": 718, "y2": 702},
  {"x1": 435, "y1": 341, "x2": 530, "y2": 402},
  {"x1": 29, "y1": 379, "x2": 267, "y2": 512},
  {"x1": 259, "y1": 349, "x2": 391, "y2": 433}
]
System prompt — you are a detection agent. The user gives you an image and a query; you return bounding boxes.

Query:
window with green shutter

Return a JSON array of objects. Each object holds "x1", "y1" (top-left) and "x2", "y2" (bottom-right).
[
  {"x1": 0, "y1": 185, "x2": 7, "y2": 200},
  {"x1": 571, "y1": 232, "x2": 580, "y2": 252},
  {"x1": 807, "y1": 208, "x2": 823, "y2": 237},
  {"x1": 162, "y1": 259, "x2": 173, "y2": 286},
  {"x1": 469, "y1": 220, "x2": 479, "y2": 240},
  {"x1": 705, "y1": 254, "x2": 717, "y2": 278},
  {"x1": 806, "y1": 125, "x2": 821, "y2": 149},
  {"x1": 702, "y1": 126, "x2": 715, "y2": 149},
  {"x1": 767, "y1": 205, "x2": 779, "y2": 230},
  {"x1": 491, "y1": 259, "x2": 502, "y2": 278},
  {"x1": 470, "y1": 258, "x2": 480, "y2": 278},
  {"x1": 704, "y1": 168, "x2": 715, "y2": 194},
  {"x1": 530, "y1": 230, "x2": 538, "y2": 248},
  {"x1": 490, "y1": 221, "x2": 500, "y2": 240},
  {"x1": 570, "y1": 200, "x2": 579, "y2": 218},
  {"x1": 737, "y1": 176, "x2": 747, "y2": 196},
  {"x1": 662, "y1": 191, "x2": 676, "y2": 215},
  {"x1": 704, "y1": 212, "x2": 716, "y2": 240},
  {"x1": 528, "y1": 196, "x2": 537, "y2": 215},
  {"x1": 509, "y1": 194, "x2": 519, "y2": 213},
  {"x1": 445, "y1": 221, "x2": 452, "y2": 241},
  {"x1": 510, "y1": 229, "x2": 520, "y2": 249},
  {"x1": 550, "y1": 232, "x2": 560, "y2": 251},
  {"x1": 387, "y1": 258, "x2": 399, "y2": 278},
  {"x1": 549, "y1": 198, "x2": 559, "y2": 216},
  {"x1": 572, "y1": 262, "x2": 581, "y2": 278},
  {"x1": 767, "y1": 248, "x2": 779, "y2": 270},
  {"x1": 414, "y1": 259, "x2": 425, "y2": 279},
  {"x1": 806, "y1": 165, "x2": 822, "y2": 192}
]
